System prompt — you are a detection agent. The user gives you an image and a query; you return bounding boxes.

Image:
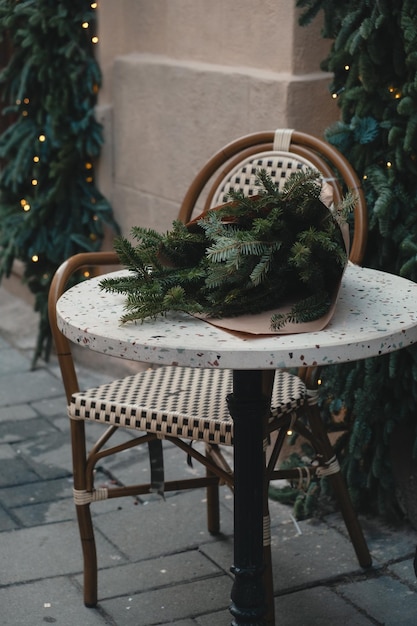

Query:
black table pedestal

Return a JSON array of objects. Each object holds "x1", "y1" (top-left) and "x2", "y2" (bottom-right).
[{"x1": 227, "y1": 370, "x2": 269, "y2": 626}]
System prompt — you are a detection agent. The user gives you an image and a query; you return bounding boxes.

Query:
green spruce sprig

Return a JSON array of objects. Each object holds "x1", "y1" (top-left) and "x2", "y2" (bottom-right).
[{"x1": 101, "y1": 168, "x2": 351, "y2": 328}]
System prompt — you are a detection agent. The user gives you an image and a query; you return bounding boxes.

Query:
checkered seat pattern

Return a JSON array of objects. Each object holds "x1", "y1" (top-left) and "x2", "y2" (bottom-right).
[
  {"x1": 210, "y1": 151, "x2": 315, "y2": 207},
  {"x1": 69, "y1": 366, "x2": 306, "y2": 446}
]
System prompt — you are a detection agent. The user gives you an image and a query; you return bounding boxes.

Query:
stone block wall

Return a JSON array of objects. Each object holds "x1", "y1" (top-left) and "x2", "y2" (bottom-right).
[{"x1": 96, "y1": 0, "x2": 338, "y2": 235}]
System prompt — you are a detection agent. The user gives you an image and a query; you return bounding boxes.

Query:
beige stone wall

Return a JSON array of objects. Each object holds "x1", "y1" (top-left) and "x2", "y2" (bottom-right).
[{"x1": 96, "y1": 1, "x2": 339, "y2": 236}]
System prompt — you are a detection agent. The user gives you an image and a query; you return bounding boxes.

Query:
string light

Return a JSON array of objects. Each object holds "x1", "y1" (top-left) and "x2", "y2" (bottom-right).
[
  {"x1": 33, "y1": 155, "x2": 40, "y2": 163},
  {"x1": 344, "y1": 64, "x2": 350, "y2": 71},
  {"x1": 31, "y1": 179, "x2": 38, "y2": 186},
  {"x1": 331, "y1": 87, "x2": 345, "y2": 99},
  {"x1": 388, "y1": 86, "x2": 402, "y2": 99},
  {"x1": 386, "y1": 161, "x2": 393, "y2": 168},
  {"x1": 91, "y1": 36, "x2": 99, "y2": 44},
  {"x1": 91, "y1": 2, "x2": 98, "y2": 8},
  {"x1": 85, "y1": 162, "x2": 93, "y2": 170},
  {"x1": 20, "y1": 199, "x2": 31, "y2": 211},
  {"x1": 82, "y1": 21, "x2": 89, "y2": 29},
  {"x1": 83, "y1": 270, "x2": 90, "y2": 278},
  {"x1": 38, "y1": 134, "x2": 46, "y2": 142},
  {"x1": 31, "y1": 255, "x2": 39, "y2": 263}
]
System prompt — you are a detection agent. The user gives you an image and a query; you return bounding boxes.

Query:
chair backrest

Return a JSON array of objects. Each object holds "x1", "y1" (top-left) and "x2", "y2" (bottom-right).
[{"x1": 178, "y1": 129, "x2": 367, "y2": 265}]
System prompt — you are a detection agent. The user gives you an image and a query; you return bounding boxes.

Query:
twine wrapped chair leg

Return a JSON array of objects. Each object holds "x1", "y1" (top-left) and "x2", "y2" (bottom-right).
[{"x1": 49, "y1": 129, "x2": 372, "y2": 622}]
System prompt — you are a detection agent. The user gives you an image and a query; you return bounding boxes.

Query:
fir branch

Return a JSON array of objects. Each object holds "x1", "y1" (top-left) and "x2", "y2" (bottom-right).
[{"x1": 270, "y1": 291, "x2": 331, "y2": 330}]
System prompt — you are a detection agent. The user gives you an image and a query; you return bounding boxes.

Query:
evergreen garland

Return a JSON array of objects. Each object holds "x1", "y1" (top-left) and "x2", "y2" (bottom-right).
[
  {"x1": 0, "y1": 0, "x2": 119, "y2": 366},
  {"x1": 101, "y1": 169, "x2": 351, "y2": 329},
  {"x1": 296, "y1": 0, "x2": 417, "y2": 519}
]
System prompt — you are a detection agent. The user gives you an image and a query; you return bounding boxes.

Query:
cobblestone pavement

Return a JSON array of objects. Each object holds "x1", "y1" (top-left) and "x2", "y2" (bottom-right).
[{"x1": 1, "y1": 284, "x2": 417, "y2": 625}]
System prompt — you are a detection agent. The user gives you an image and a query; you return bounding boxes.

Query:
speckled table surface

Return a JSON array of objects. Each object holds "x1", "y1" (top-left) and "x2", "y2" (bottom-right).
[{"x1": 57, "y1": 263, "x2": 417, "y2": 370}]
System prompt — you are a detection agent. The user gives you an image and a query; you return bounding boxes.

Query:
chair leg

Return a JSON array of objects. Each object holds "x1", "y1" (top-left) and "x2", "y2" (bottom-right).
[
  {"x1": 76, "y1": 504, "x2": 98, "y2": 607},
  {"x1": 305, "y1": 399, "x2": 371, "y2": 568},
  {"x1": 70, "y1": 419, "x2": 99, "y2": 606},
  {"x1": 206, "y1": 466, "x2": 221, "y2": 534}
]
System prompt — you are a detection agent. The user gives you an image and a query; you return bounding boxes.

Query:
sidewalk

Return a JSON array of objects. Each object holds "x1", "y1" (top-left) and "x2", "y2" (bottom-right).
[{"x1": 0, "y1": 284, "x2": 417, "y2": 626}]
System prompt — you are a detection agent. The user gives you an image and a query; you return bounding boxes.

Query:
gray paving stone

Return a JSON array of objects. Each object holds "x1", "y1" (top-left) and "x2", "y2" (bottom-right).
[
  {"x1": 94, "y1": 489, "x2": 234, "y2": 563},
  {"x1": 0, "y1": 521, "x2": 126, "y2": 584},
  {"x1": 388, "y1": 557, "x2": 417, "y2": 585},
  {"x1": 196, "y1": 610, "x2": 231, "y2": 626},
  {"x1": 80, "y1": 550, "x2": 223, "y2": 600},
  {"x1": 0, "y1": 577, "x2": 107, "y2": 626},
  {"x1": 0, "y1": 346, "x2": 32, "y2": 374},
  {"x1": 0, "y1": 476, "x2": 73, "y2": 508},
  {"x1": 0, "y1": 402, "x2": 37, "y2": 422},
  {"x1": 11, "y1": 496, "x2": 76, "y2": 526},
  {"x1": 339, "y1": 574, "x2": 417, "y2": 625},
  {"x1": 31, "y1": 395, "x2": 68, "y2": 417},
  {"x1": 100, "y1": 575, "x2": 231, "y2": 625},
  {"x1": 0, "y1": 416, "x2": 57, "y2": 444},
  {"x1": 0, "y1": 502, "x2": 19, "y2": 530},
  {"x1": 0, "y1": 453, "x2": 40, "y2": 487},
  {"x1": 327, "y1": 512, "x2": 417, "y2": 564},
  {"x1": 0, "y1": 368, "x2": 61, "y2": 406},
  {"x1": 272, "y1": 585, "x2": 374, "y2": 625},
  {"x1": 12, "y1": 429, "x2": 73, "y2": 476},
  {"x1": 160, "y1": 619, "x2": 197, "y2": 626},
  {"x1": 202, "y1": 516, "x2": 363, "y2": 594}
]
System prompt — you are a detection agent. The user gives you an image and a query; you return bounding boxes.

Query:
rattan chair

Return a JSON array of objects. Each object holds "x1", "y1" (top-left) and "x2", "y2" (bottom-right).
[{"x1": 48, "y1": 129, "x2": 370, "y2": 622}]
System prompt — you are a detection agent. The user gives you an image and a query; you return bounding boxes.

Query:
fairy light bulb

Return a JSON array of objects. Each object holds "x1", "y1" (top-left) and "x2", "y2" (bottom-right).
[
  {"x1": 32, "y1": 255, "x2": 39, "y2": 263},
  {"x1": 82, "y1": 21, "x2": 89, "y2": 29},
  {"x1": 92, "y1": 36, "x2": 99, "y2": 44},
  {"x1": 91, "y1": 2, "x2": 98, "y2": 8},
  {"x1": 32, "y1": 179, "x2": 38, "y2": 186},
  {"x1": 386, "y1": 161, "x2": 392, "y2": 168},
  {"x1": 83, "y1": 270, "x2": 90, "y2": 278},
  {"x1": 38, "y1": 134, "x2": 46, "y2": 142},
  {"x1": 344, "y1": 64, "x2": 350, "y2": 71},
  {"x1": 33, "y1": 156, "x2": 40, "y2": 163}
]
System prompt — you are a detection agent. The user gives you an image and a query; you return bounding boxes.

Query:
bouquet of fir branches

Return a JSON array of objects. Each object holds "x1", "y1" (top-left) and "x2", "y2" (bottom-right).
[{"x1": 100, "y1": 169, "x2": 353, "y2": 331}]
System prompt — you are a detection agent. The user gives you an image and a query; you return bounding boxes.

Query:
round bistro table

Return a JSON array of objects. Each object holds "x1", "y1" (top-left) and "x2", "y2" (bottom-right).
[{"x1": 56, "y1": 263, "x2": 417, "y2": 625}]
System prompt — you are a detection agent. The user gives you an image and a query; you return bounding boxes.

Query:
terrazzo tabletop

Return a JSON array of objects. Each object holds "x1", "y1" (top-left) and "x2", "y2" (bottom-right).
[{"x1": 56, "y1": 263, "x2": 417, "y2": 370}]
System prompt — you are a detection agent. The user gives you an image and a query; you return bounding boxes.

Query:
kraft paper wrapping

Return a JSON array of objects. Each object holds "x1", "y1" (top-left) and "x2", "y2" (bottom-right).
[{"x1": 190, "y1": 181, "x2": 349, "y2": 337}]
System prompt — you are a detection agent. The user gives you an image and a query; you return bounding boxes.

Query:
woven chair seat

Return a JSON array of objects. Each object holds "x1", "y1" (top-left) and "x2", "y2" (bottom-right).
[{"x1": 70, "y1": 366, "x2": 306, "y2": 446}]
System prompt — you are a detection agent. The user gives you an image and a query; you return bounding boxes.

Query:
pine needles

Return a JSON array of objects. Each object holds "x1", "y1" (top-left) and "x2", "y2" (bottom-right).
[{"x1": 101, "y1": 169, "x2": 350, "y2": 329}]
